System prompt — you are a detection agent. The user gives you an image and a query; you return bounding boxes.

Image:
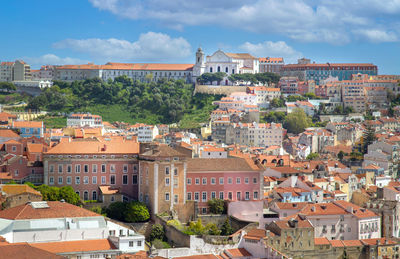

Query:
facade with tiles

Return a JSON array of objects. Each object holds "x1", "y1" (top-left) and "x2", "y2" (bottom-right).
[
  {"x1": 43, "y1": 138, "x2": 140, "y2": 201},
  {"x1": 186, "y1": 158, "x2": 263, "y2": 214}
]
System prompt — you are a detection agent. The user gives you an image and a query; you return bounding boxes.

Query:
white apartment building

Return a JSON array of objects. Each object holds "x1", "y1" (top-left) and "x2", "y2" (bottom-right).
[
  {"x1": 247, "y1": 86, "x2": 281, "y2": 108},
  {"x1": 129, "y1": 123, "x2": 159, "y2": 143},
  {"x1": 230, "y1": 92, "x2": 257, "y2": 106},
  {"x1": 225, "y1": 122, "x2": 283, "y2": 147},
  {"x1": 67, "y1": 113, "x2": 103, "y2": 128},
  {"x1": 0, "y1": 201, "x2": 145, "y2": 256}
]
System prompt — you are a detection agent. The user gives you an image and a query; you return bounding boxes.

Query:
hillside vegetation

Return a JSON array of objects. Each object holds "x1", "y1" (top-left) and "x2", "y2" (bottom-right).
[{"x1": 27, "y1": 76, "x2": 221, "y2": 128}]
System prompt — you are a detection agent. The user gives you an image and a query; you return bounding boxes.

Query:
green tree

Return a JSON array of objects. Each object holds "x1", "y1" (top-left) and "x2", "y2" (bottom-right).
[
  {"x1": 207, "y1": 199, "x2": 225, "y2": 214},
  {"x1": 106, "y1": 201, "x2": 127, "y2": 221},
  {"x1": 185, "y1": 219, "x2": 206, "y2": 235},
  {"x1": 150, "y1": 224, "x2": 165, "y2": 241},
  {"x1": 0, "y1": 82, "x2": 16, "y2": 92},
  {"x1": 124, "y1": 201, "x2": 150, "y2": 222},
  {"x1": 306, "y1": 153, "x2": 319, "y2": 160},
  {"x1": 205, "y1": 223, "x2": 221, "y2": 235},
  {"x1": 270, "y1": 97, "x2": 285, "y2": 108},
  {"x1": 338, "y1": 150, "x2": 345, "y2": 160},
  {"x1": 304, "y1": 92, "x2": 318, "y2": 99},
  {"x1": 362, "y1": 126, "x2": 376, "y2": 154},
  {"x1": 59, "y1": 186, "x2": 80, "y2": 205},
  {"x1": 5, "y1": 180, "x2": 17, "y2": 185},
  {"x1": 283, "y1": 108, "x2": 311, "y2": 134},
  {"x1": 220, "y1": 218, "x2": 233, "y2": 235}
]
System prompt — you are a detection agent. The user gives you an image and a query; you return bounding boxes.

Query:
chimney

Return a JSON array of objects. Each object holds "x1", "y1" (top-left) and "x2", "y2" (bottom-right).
[
  {"x1": 346, "y1": 206, "x2": 353, "y2": 213},
  {"x1": 288, "y1": 219, "x2": 298, "y2": 228},
  {"x1": 311, "y1": 206, "x2": 316, "y2": 212},
  {"x1": 377, "y1": 239, "x2": 381, "y2": 245}
]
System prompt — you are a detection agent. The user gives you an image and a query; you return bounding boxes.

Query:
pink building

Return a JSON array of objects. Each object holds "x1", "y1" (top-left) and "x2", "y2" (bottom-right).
[
  {"x1": 43, "y1": 137, "x2": 140, "y2": 201},
  {"x1": 186, "y1": 157, "x2": 263, "y2": 214}
]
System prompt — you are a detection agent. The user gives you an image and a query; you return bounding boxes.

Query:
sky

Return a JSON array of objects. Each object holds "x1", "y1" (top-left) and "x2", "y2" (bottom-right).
[{"x1": 2, "y1": 0, "x2": 400, "y2": 74}]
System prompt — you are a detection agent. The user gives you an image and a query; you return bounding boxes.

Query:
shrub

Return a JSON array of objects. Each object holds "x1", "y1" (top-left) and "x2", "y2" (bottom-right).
[
  {"x1": 221, "y1": 218, "x2": 233, "y2": 235},
  {"x1": 152, "y1": 239, "x2": 171, "y2": 249},
  {"x1": 207, "y1": 199, "x2": 225, "y2": 214},
  {"x1": 124, "y1": 201, "x2": 150, "y2": 222},
  {"x1": 205, "y1": 223, "x2": 221, "y2": 235},
  {"x1": 150, "y1": 224, "x2": 165, "y2": 241},
  {"x1": 106, "y1": 202, "x2": 127, "y2": 221}
]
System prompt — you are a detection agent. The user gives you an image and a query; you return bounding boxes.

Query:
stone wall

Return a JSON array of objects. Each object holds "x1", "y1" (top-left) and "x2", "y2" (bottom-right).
[
  {"x1": 155, "y1": 216, "x2": 191, "y2": 248},
  {"x1": 194, "y1": 84, "x2": 246, "y2": 96},
  {"x1": 198, "y1": 214, "x2": 227, "y2": 226}
]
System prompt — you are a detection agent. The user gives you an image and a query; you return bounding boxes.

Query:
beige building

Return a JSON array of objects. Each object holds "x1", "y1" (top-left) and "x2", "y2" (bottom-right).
[
  {"x1": 0, "y1": 62, "x2": 14, "y2": 82},
  {"x1": 225, "y1": 122, "x2": 283, "y2": 147},
  {"x1": 138, "y1": 144, "x2": 188, "y2": 217},
  {"x1": 13, "y1": 60, "x2": 31, "y2": 81}
]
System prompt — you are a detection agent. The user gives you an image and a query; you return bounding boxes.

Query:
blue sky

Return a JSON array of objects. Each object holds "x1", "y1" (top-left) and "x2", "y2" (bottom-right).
[{"x1": 2, "y1": 0, "x2": 400, "y2": 74}]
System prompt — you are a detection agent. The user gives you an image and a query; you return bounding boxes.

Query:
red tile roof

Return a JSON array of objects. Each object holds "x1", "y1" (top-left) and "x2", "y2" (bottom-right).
[
  {"x1": 28, "y1": 239, "x2": 116, "y2": 254},
  {"x1": 0, "y1": 201, "x2": 100, "y2": 220},
  {"x1": 0, "y1": 243, "x2": 65, "y2": 259}
]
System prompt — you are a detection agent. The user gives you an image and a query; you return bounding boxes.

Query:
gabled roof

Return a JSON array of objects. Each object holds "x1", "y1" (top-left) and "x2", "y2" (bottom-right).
[
  {"x1": 0, "y1": 129, "x2": 20, "y2": 139},
  {"x1": 46, "y1": 139, "x2": 139, "y2": 154},
  {"x1": 0, "y1": 243, "x2": 65, "y2": 259},
  {"x1": 187, "y1": 157, "x2": 261, "y2": 171},
  {"x1": 0, "y1": 201, "x2": 100, "y2": 220},
  {"x1": 225, "y1": 53, "x2": 256, "y2": 59},
  {"x1": 28, "y1": 239, "x2": 116, "y2": 254},
  {"x1": 0, "y1": 184, "x2": 41, "y2": 197},
  {"x1": 12, "y1": 121, "x2": 43, "y2": 128}
]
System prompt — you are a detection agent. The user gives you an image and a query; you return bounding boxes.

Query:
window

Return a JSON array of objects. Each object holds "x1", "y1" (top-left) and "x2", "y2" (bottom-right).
[
  {"x1": 14, "y1": 169, "x2": 19, "y2": 176},
  {"x1": 49, "y1": 176, "x2": 54, "y2": 185},
  {"x1": 174, "y1": 194, "x2": 178, "y2": 204},
  {"x1": 92, "y1": 191, "x2": 97, "y2": 201},
  {"x1": 165, "y1": 177, "x2": 170, "y2": 186},
  {"x1": 11, "y1": 146, "x2": 16, "y2": 152},
  {"x1": 173, "y1": 178, "x2": 178, "y2": 188},
  {"x1": 84, "y1": 176, "x2": 89, "y2": 184},
  {"x1": 67, "y1": 176, "x2": 72, "y2": 184},
  {"x1": 129, "y1": 241, "x2": 134, "y2": 247},
  {"x1": 165, "y1": 166, "x2": 170, "y2": 175},
  {"x1": 202, "y1": 208, "x2": 207, "y2": 214},
  {"x1": 92, "y1": 164, "x2": 97, "y2": 173},
  {"x1": 110, "y1": 164, "x2": 115, "y2": 173},
  {"x1": 123, "y1": 164, "x2": 128, "y2": 173},
  {"x1": 194, "y1": 192, "x2": 199, "y2": 201},
  {"x1": 49, "y1": 165, "x2": 54, "y2": 173},
  {"x1": 123, "y1": 175, "x2": 128, "y2": 185},
  {"x1": 219, "y1": 192, "x2": 224, "y2": 200},
  {"x1": 211, "y1": 178, "x2": 216, "y2": 185},
  {"x1": 187, "y1": 192, "x2": 192, "y2": 200},
  {"x1": 58, "y1": 176, "x2": 63, "y2": 184},
  {"x1": 195, "y1": 178, "x2": 200, "y2": 185},
  {"x1": 219, "y1": 177, "x2": 224, "y2": 184},
  {"x1": 133, "y1": 165, "x2": 138, "y2": 173},
  {"x1": 253, "y1": 191, "x2": 258, "y2": 199},
  {"x1": 244, "y1": 177, "x2": 249, "y2": 184},
  {"x1": 110, "y1": 175, "x2": 116, "y2": 185},
  {"x1": 137, "y1": 241, "x2": 142, "y2": 247},
  {"x1": 228, "y1": 192, "x2": 233, "y2": 200},
  {"x1": 92, "y1": 176, "x2": 97, "y2": 184},
  {"x1": 245, "y1": 191, "x2": 250, "y2": 200},
  {"x1": 58, "y1": 164, "x2": 63, "y2": 173},
  {"x1": 75, "y1": 176, "x2": 80, "y2": 184},
  {"x1": 83, "y1": 164, "x2": 88, "y2": 173},
  {"x1": 132, "y1": 175, "x2": 138, "y2": 184},
  {"x1": 253, "y1": 177, "x2": 257, "y2": 184},
  {"x1": 228, "y1": 177, "x2": 233, "y2": 184},
  {"x1": 101, "y1": 164, "x2": 106, "y2": 173},
  {"x1": 202, "y1": 177, "x2": 207, "y2": 185},
  {"x1": 236, "y1": 192, "x2": 241, "y2": 200},
  {"x1": 67, "y1": 165, "x2": 72, "y2": 173},
  {"x1": 174, "y1": 168, "x2": 178, "y2": 176},
  {"x1": 202, "y1": 192, "x2": 207, "y2": 202},
  {"x1": 211, "y1": 191, "x2": 216, "y2": 199},
  {"x1": 101, "y1": 176, "x2": 106, "y2": 184},
  {"x1": 165, "y1": 192, "x2": 170, "y2": 201},
  {"x1": 84, "y1": 191, "x2": 89, "y2": 201},
  {"x1": 75, "y1": 164, "x2": 81, "y2": 173},
  {"x1": 187, "y1": 178, "x2": 192, "y2": 185}
]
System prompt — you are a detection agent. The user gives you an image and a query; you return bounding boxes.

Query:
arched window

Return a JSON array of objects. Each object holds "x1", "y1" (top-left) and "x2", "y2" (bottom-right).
[
  {"x1": 210, "y1": 67, "x2": 213, "y2": 73},
  {"x1": 84, "y1": 191, "x2": 89, "y2": 201},
  {"x1": 92, "y1": 191, "x2": 97, "y2": 201},
  {"x1": 225, "y1": 67, "x2": 228, "y2": 73},
  {"x1": 217, "y1": 66, "x2": 221, "y2": 72},
  {"x1": 232, "y1": 69, "x2": 235, "y2": 74}
]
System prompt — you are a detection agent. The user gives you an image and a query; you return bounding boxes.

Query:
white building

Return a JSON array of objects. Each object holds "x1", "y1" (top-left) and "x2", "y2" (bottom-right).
[
  {"x1": 129, "y1": 123, "x2": 159, "y2": 143},
  {"x1": 67, "y1": 113, "x2": 103, "y2": 128},
  {"x1": 230, "y1": 92, "x2": 257, "y2": 106},
  {"x1": 225, "y1": 122, "x2": 283, "y2": 147},
  {"x1": 194, "y1": 49, "x2": 259, "y2": 85},
  {"x1": 246, "y1": 86, "x2": 281, "y2": 108},
  {"x1": 0, "y1": 201, "x2": 145, "y2": 257},
  {"x1": 13, "y1": 80, "x2": 53, "y2": 88}
]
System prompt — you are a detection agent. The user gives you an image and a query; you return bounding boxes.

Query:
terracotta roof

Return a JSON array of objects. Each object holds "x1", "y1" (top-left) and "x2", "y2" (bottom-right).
[
  {"x1": 0, "y1": 129, "x2": 20, "y2": 139},
  {"x1": 46, "y1": 139, "x2": 139, "y2": 154},
  {"x1": 244, "y1": 228, "x2": 266, "y2": 240},
  {"x1": 1, "y1": 184, "x2": 41, "y2": 196},
  {"x1": 0, "y1": 201, "x2": 100, "y2": 220},
  {"x1": 28, "y1": 239, "x2": 116, "y2": 254},
  {"x1": 175, "y1": 255, "x2": 220, "y2": 259},
  {"x1": 0, "y1": 243, "x2": 65, "y2": 259},
  {"x1": 314, "y1": 237, "x2": 330, "y2": 245},
  {"x1": 329, "y1": 240, "x2": 344, "y2": 247},
  {"x1": 27, "y1": 143, "x2": 44, "y2": 153},
  {"x1": 334, "y1": 200, "x2": 377, "y2": 219},
  {"x1": 225, "y1": 53, "x2": 256, "y2": 59},
  {"x1": 274, "y1": 217, "x2": 313, "y2": 229},
  {"x1": 203, "y1": 147, "x2": 225, "y2": 152},
  {"x1": 12, "y1": 121, "x2": 43, "y2": 128},
  {"x1": 274, "y1": 202, "x2": 309, "y2": 210},
  {"x1": 341, "y1": 240, "x2": 363, "y2": 247},
  {"x1": 225, "y1": 248, "x2": 252, "y2": 258},
  {"x1": 187, "y1": 157, "x2": 261, "y2": 172},
  {"x1": 140, "y1": 144, "x2": 186, "y2": 157},
  {"x1": 361, "y1": 238, "x2": 397, "y2": 246},
  {"x1": 99, "y1": 185, "x2": 120, "y2": 195},
  {"x1": 58, "y1": 62, "x2": 194, "y2": 71}
]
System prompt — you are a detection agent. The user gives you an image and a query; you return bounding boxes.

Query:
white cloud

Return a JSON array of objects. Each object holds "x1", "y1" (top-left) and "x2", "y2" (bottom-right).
[
  {"x1": 355, "y1": 29, "x2": 399, "y2": 43},
  {"x1": 24, "y1": 54, "x2": 88, "y2": 68},
  {"x1": 53, "y1": 32, "x2": 191, "y2": 61},
  {"x1": 89, "y1": 0, "x2": 400, "y2": 44},
  {"x1": 239, "y1": 41, "x2": 302, "y2": 63}
]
